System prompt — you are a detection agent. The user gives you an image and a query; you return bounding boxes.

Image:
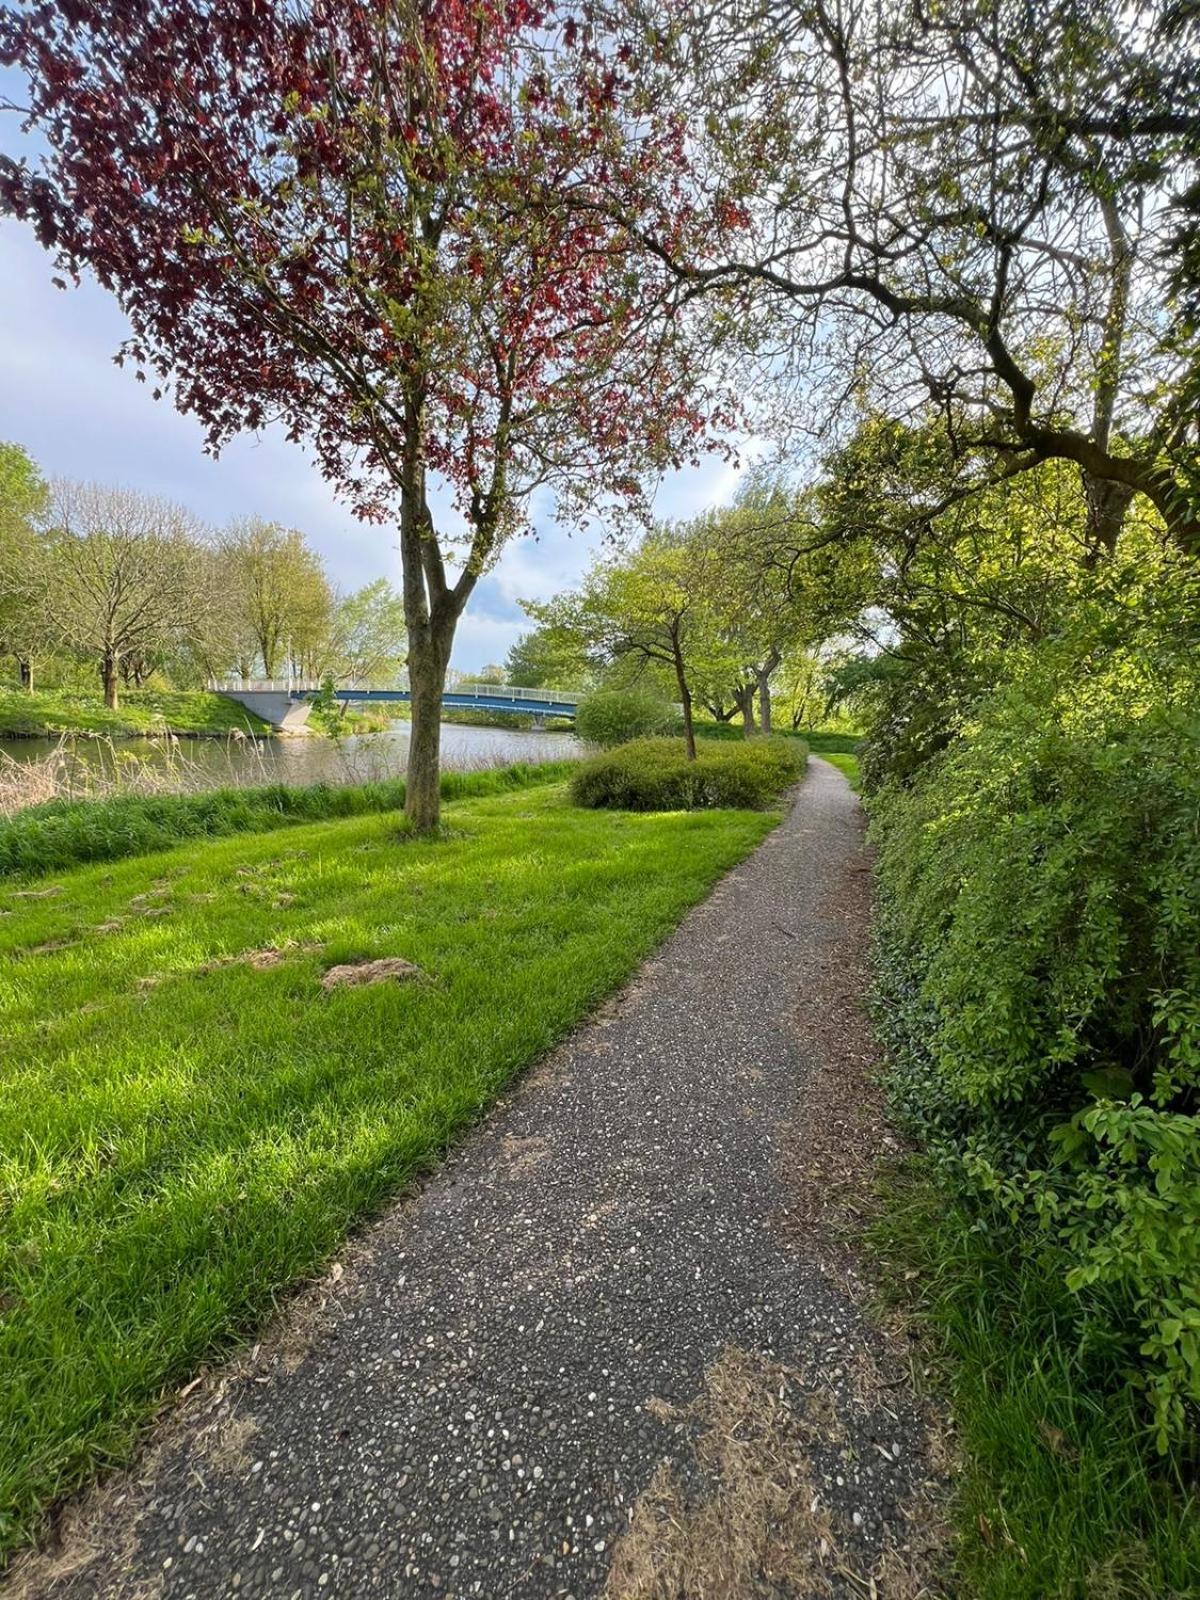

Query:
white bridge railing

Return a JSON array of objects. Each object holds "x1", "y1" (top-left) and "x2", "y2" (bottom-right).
[
  {"x1": 445, "y1": 682, "x2": 580, "y2": 705},
  {"x1": 208, "y1": 679, "x2": 323, "y2": 694},
  {"x1": 210, "y1": 677, "x2": 582, "y2": 704}
]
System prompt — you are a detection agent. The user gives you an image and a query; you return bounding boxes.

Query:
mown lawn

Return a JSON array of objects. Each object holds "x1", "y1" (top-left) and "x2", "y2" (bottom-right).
[
  {"x1": 0, "y1": 687, "x2": 271, "y2": 738},
  {"x1": 819, "y1": 751, "x2": 860, "y2": 789},
  {"x1": 0, "y1": 784, "x2": 776, "y2": 1558}
]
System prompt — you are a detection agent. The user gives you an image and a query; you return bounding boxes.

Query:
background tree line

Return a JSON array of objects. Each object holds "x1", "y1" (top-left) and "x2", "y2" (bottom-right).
[
  {"x1": 505, "y1": 478, "x2": 869, "y2": 753},
  {"x1": 0, "y1": 442, "x2": 405, "y2": 709}
]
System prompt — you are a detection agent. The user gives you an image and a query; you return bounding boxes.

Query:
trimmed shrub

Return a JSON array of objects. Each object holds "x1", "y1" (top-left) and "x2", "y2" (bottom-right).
[
  {"x1": 571, "y1": 736, "x2": 805, "y2": 811},
  {"x1": 0, "y1": 761, "x2": 577, "y2": 881},
  {"x1": 574, "y1": 689, "x2": 675, "y2": 747}
]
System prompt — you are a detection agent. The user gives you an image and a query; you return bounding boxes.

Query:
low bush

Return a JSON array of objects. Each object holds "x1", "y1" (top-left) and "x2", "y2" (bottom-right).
[
  {"x1": 870, "y1": 618, "x2": 1200, "y2": 1453},
  {"x1": 571, "y1": 736, "x2": 805, "y2": 811},
  {"x1": 574, "y1": 688, "x2": 675, "y2": 746},
  {"x1": 0, "y1": 761, "x2": 577, "y2": 880}
]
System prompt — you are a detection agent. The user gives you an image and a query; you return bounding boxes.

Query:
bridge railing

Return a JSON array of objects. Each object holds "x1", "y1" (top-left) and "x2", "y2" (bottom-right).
[
  {"x1": 210, "y1": 677, "x2": 584, "y2": 705},
  {"x1": 208, "y1": 679, "x2": 324, "y2": 694},
  {"x1": 444, "y1": 682, "x2": 580, "y2": 705}
]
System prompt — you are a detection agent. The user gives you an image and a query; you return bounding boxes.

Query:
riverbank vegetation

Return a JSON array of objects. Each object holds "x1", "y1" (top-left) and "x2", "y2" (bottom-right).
[
  {"x1": 0, "y1": 687, "x2": 271, "y2": 741},
  {"x1": 0, "y1": 761, "x2": 577, "y2": 879},
  {"x1": 0, "y1": 778, "x2": 776, "y2": 1556}
]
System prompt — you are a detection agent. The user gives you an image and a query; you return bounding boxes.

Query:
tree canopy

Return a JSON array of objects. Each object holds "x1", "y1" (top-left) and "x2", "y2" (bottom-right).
[{"x1": 1, "y1": 0, "x2": 734, "y2": 824}]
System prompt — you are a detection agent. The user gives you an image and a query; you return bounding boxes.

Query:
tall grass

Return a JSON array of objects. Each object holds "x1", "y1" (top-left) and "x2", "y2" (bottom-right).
[
  {"x1": 0, "y1": 761, "x2": 577, "y2": 880},
  {"x1": 872, "y1": 1161, "x2": 1200, "y2": 1599}
]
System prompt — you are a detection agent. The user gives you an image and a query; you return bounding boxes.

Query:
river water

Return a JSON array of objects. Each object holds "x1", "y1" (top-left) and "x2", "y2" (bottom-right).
[{"x1": 0, "y1": 721, "x2": 583, "y2": 795}]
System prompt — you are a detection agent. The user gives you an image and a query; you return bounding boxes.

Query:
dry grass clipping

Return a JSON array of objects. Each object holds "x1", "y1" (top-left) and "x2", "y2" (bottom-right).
[
  {"x1": 605, "y1": 1346, "x2": 837, "y2": 1599},
  {"x1": 320, "y1": 956, "x2": 422, "y2": 991}
]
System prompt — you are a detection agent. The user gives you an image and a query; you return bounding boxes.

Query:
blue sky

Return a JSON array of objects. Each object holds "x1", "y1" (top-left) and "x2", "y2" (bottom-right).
[{"x1": 0, "y1": 218, "x2": 747, "y2": 672}]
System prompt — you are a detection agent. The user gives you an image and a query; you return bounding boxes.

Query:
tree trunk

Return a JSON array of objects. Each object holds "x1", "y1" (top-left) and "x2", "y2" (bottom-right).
[
  {"x1": 404, "y1": 620, "x2": 453, "y2": 830},
  {"x1": 757, "y1": 670, "x2": 773, "y2": 735},
  {"x1": 100, "y1": 653, "x2": 119, "y2": 710},
  {"x1": 737, "y1": 683, "x2": 757, "y2": 737},
  {"x1": 1082, "y1": 473, "x2": 1136, "y2": 564},
  {"x1": 16, "y1": 655, "x2": 32, "y2": 692},
  {"x1": 670, "y1": 632, "x2": 697, "y2": 761},
  {"x1": 702, "y1": 701, "x2": 737, "y2": 724}
]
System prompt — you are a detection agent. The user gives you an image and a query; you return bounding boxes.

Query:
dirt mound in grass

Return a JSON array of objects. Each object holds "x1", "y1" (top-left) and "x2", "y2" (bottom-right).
[{"x1": 320, "y1": 957, "x2": 422, "y2": 991}]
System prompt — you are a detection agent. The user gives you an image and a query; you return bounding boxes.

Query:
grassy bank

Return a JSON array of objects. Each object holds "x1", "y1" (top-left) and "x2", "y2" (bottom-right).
[
  {"x1": 0, "y1": 688, "x2": 272, "y2": 739},
  {"x1": 0, "y1": 782, "x2": 777, "y2": 1559},
  {"x1": 873, "y1": 1162, "x2": 1200, "y2": 1599},
  {"x1": 820, "y1": 751, "x2": 860, "y2": 789},
  {"x1": 694, "y1": 721, "x2": 861, "y2": 755},
  {"x1": 0, "y1": 761, "x2": 576, "y2": 880}
]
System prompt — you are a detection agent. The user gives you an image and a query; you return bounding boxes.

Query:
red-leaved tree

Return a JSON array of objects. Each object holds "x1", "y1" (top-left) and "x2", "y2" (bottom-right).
[{"x1": 1, "y1": 0, "x2": 731, "y2": 826}]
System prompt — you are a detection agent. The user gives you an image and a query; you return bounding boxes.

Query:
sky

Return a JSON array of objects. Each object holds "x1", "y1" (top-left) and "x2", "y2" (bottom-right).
[{"x1": 0, "y1": 220, "x2": 750, "y2": 674}]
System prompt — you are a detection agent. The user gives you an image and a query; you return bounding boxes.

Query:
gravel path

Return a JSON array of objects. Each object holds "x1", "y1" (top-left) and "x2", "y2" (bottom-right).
[{"x1": 13, "y1": 758, "x2": 944, "y2": 1600}]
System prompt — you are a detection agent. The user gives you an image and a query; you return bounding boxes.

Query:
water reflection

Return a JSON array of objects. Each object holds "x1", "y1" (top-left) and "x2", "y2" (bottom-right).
[{"x1": 0, "y1": 721, "x2": 583, "y2": 794}]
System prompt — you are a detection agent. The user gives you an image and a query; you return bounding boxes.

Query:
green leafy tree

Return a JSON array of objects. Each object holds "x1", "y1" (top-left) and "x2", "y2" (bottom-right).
[
  {"x1": 696, "y1": 482, "x2": 872, "y2": 736},
  {"x1": 39, "y1": 482, "x2": 212, "y2": 709},
  {"x1": 536, "y1": 529, "x2": 737, "y2": 760},
  {"x1": 504, "y1": 620, "x2": 593, "y2": 691},
  {"x1": 219, "y1": 520, "x2": 332, "y2": 681},
  {"x1": 817, "y1": 415, "x2": 1135, "y2": 782},
  {"x1": 326, "y1": 579, "x2": 406, "y2": 687},
  {"x1": 0, "y1": 442, "x2": 49, "y2": 689}
]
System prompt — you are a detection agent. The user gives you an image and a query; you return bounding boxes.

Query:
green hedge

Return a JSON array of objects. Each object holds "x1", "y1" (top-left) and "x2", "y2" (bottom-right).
[
  {"x1": 0, "y1": 762, "x2": 577, "y2": 881},
  {"x1": 870, "y1": 647, "x2": 1200, "y2": 1452},
  {"x1": 571, "y1": 736, "x2": 806, "y2": 811}
]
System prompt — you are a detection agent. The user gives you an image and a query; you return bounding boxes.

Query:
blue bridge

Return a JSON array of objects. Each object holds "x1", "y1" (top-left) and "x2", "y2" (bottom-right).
[{"x1": 210, "y1": 679, "x2": 581, "y2": 732}]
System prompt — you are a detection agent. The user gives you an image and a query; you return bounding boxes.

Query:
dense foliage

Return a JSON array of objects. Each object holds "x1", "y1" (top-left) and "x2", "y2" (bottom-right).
[
  {"x1": 571, "y1": 736, "x2": 805, "y2": 812},
  {"x1": 529, "y1": 484, "x2": 867, "y2": 756},
  {"x1": 574, "y1": 688, "x2": 675, "y2": 747},
  {"x1": 0, "y1": 762, "x2": 575, "y2": 880},
  {"x1": 870, "y1": 578, "x2": 1200, "y2": 1451}
]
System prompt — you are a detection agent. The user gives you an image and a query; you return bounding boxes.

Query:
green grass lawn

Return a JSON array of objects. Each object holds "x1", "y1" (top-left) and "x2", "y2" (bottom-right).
[
  {"x1": 0, "y1": 784, "x2": 776, "y2": 1558},
  {"x1": 819, "y1": 751, "x2": 861, "y2": 789},
  {"x1": 0, "y1": 687, "x2": 272, "y2": 738}
]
